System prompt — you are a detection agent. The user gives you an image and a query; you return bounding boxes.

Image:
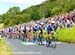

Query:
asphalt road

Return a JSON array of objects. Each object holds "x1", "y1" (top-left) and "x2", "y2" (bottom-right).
[{"x1": 4, "y1": 37, "x2": 75, "y2": 55}]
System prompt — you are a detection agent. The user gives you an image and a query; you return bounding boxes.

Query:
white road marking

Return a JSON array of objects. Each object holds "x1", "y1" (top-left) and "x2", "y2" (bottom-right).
[{"x1": 22, "y1": 41, "x2": 62, "y2": 45}]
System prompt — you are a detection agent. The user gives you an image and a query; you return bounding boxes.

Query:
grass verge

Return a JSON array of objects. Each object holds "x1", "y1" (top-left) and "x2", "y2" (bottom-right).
[{"x1": 0, "y1": 38, "x2": 13, "y2": 55}]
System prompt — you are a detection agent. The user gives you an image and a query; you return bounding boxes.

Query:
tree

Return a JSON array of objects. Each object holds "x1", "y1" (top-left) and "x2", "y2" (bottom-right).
[
  {"x1": 6, "y1": 7, "x2": 20, "y2": 18},
  {"x1": 1, "y1": 0, "x2": 75, "y2": 27},
  {"x1": 29, "y1": 7, "x2": 40, "y2": 20}
]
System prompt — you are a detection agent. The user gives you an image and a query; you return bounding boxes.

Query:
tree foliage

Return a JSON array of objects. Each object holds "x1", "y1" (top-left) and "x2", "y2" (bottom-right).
[{"x1": 0, "y1": 0, "x2": 75, "y2": 27}]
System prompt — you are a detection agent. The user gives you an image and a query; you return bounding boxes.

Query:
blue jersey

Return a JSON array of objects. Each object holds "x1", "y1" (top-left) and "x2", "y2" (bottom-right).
[
  {"x1": 47, "y1": 25, "x2": 52, "y2": 32},
  {"x1": 9, "y1": 28, "x2": 13, "y2": 32}
]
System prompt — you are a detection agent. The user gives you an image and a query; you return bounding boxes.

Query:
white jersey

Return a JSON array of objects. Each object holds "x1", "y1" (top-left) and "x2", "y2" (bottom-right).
[
  {"x1": 67, "y1": 20, "x2": 70, "y2": 24},
  {"x1": 26, "y1": 26, "x2": 30, "y2": 31},
  {"x1": 20, "y1": 26, "x2": 24, "y2": 31}
]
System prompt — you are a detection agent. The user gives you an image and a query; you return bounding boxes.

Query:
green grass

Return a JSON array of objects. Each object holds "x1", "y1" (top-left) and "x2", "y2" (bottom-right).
[
  {"x1": 0, "y1": 38, "x2": 13, "y2": 55},
  {"x1": 54, "y1": 27, "x2": 75, "y2": 43}
]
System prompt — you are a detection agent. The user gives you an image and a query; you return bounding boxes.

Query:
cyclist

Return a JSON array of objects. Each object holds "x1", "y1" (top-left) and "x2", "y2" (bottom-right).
[{"x1": 46, "y1": 24, "x2": 53, "y2": 47}]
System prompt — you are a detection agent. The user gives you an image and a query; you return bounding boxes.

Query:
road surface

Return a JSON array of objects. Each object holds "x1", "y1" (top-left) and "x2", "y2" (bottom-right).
[{"x1": 4, "y1": 37, "x2": 75, "y2": 55}]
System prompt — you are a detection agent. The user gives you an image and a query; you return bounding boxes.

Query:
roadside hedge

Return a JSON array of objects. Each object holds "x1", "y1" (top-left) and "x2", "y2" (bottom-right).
[{"x1": 54, "y1": 27, "x2": 75, "y2": 43}]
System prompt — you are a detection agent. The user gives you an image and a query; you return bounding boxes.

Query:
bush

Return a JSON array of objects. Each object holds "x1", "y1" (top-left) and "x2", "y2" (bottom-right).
[{"x1": 54, "y1": 27, "x2": 75, "y2": 43}]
